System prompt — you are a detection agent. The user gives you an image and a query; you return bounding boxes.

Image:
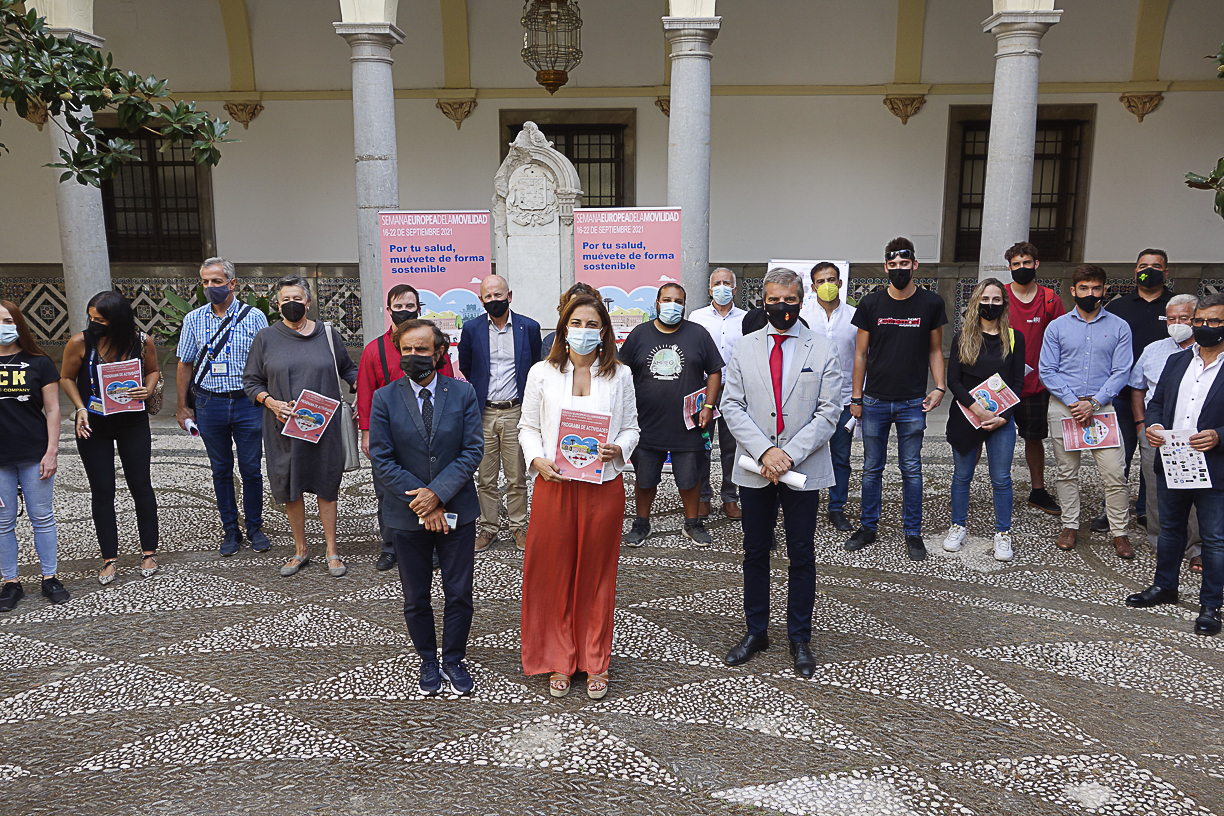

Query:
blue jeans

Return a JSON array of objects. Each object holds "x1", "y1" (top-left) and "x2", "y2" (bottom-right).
[
  {"x1": 195, "y1": 391, "x2": 265, "y2": 536},
  {"x1": 860, "y1": 396, "x2": 926, "y2": 535},
  {"x1": 0, "y1": 462, "x2": 57, "y2": 580},
  {"x1": 1154, "y1": 472, "x2": 1224, "y2": 609},
  {"x1": 950, "y1": 419, "x2": 1016, "y2": 532},
  {"x1": 825, "y1": 405, "x2": 854, "y2": 514}
]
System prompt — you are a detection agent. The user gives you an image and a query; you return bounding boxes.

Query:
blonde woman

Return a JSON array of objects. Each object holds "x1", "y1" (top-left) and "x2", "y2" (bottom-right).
[{"x1": 942, "y1": 279, "x2": 1026, "y2": 561}]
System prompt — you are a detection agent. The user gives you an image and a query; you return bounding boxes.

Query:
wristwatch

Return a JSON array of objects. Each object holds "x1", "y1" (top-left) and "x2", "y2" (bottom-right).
[{"x1": 1089, "y1": 398, "x2": 1102, "y2": 412}]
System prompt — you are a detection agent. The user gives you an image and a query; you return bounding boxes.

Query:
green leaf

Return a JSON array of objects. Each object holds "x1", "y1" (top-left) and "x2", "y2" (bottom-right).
[{"x1": 163, "y1": 288, "x2": 193, "y2": 313}]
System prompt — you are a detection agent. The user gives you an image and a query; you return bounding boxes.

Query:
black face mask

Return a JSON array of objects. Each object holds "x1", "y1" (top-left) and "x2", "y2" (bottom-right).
[
  {"x1": 979, "y1": 303, "x2": 1005, "y2": 322},
  {"x1": 1074, "y1": 294, "x2": 1102, "y2": 314},
  {"x1": 888, "y1": 267, "x2": 913, "y2": 290},
  {"x1": 390, "y1": 308, "x2": 418, "y2": 326},
  {"x1": 205, "y1": 285, "x2": 231, "y2": 306},
  {"x1": 85, "y1": 320, "x2": 107, "y2": 341},
  {"x1": 1193, "y1": 325, "x2": 1224, "y2": 349},
  {"x1": 1010, "y1": 266, "x2": 1036, "y2": 286},
  {"x1": 280, "y1": 301, "x2": 307, "y2": 323},
  {"x1": 483, "y1": 299, "x2": 510, "y2": 319},
  {"x1": 400, "y1": 354, "x2": 436, "y2": 384},
  {"x1": 764, "y1": 302, "x2": 800, "y2": 332},
  {"x1": 1137, "y1": 267, "x2": 1165, "y2": 288}
]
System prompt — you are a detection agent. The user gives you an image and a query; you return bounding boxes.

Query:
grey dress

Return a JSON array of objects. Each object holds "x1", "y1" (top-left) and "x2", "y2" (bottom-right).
[{"x1": 244, "y1": 321, "x2": 358, "y2": 503}]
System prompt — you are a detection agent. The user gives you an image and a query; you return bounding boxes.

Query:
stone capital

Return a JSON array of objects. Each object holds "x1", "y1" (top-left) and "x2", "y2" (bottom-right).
[
  {"x1": 334, "y1": 22, "x2": 404, "y2": 61},
  {"x1": 663, "y1": 17, "x2": 721, "y2": 58},
  {"x1": 46, "y1": 27, "x2": 103, "y2": 48},
  {"x1": 982, "y1": 10, "x2": 1062, "y2": 36}
]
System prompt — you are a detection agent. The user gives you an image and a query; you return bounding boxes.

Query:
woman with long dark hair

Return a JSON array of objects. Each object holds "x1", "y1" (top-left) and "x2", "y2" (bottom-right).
[
  {"x1": 60, "y1": 291, "x2": 161, "y2": 585},
  {"x1": 518, "y1": 294, "x2": 639, "y2": 699},
  {"x1": 942, "y1": 279, "x2": 1025, "y2": 561},
  {"x1": 0, "y1": 301, "x2": 68, "y2": 612}
]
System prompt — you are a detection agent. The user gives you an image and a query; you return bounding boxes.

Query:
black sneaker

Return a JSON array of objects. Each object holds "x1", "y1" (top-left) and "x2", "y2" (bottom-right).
[
  {"x1": 40, "y1": 576, "x2": 70, "y2": 605},
  {"x1": 442, "y1": 661, "x2": 475, "y2": 695},
  {"x1": 623, "y1": 517, "x2": 651, "y2": 548},
  {"x1": 220, "y1": 531, "x2": 241, "y2": 557},
  {"x1": 905, "y1": 535, "x2": 927, "y2": 562},
  {"x1": 1026, "y1": 488, "x2": 1060, "y2": 515},
  {"x1": 248, "y1": 528, "x2": 271, "y2": 553},
  {"x1": 682, "y1": 519, "x2": 713, "y2": 548},
  {"x1": 1090, "y1": 514, "x2": 1109, "y2": 533},
  {"x1": 844, "y1": 526, "x2": 876, "y2": 552},
  {"x1": 0, "y1": 581, "x2": 24, "y2": 613},
  {"x1": 419, "y1": 660, "x2": 442, "y2": 696}
]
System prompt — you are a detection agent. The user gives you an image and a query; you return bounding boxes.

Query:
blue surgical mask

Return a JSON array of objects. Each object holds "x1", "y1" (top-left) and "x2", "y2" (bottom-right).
[
  {"x1": 658, "y1": 302, "x2": 684, "y2": 325},
  {"x1": 711, "y1": 284, "x2": 733, "y2": 306},
  {"x1": 0, "y1": 325, "x2": 18, "y2": 346},
  {"x1": 567, "y1": 327, "x2": 601, "y2": 355}
]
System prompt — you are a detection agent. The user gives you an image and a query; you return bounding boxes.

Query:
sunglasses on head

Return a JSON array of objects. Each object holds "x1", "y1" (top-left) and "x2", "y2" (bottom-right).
[{"x1": 885, "y1": 249, "x2": 915, "y2": 261}]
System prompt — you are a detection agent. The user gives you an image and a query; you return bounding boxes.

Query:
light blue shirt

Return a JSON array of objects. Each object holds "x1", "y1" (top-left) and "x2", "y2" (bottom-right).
[
  {"x1": 766, "y1": 320, "x2": 803, "y2": 387},
  {"x1": 1038, "y1": 308, "x2": 1133, "y2": 408},
  {"x1": 409, "y1": 373, "x2": 438, "y2": 411},
  {"x1": 487, "y1": 311, "x2": 517, "y2": 402},
  {"x1": 1129, "y1": 336, "x2": 1192, "y2": 407},
  {"x1": 176, "y1": 297, "x2": 268, "y2": 393}
]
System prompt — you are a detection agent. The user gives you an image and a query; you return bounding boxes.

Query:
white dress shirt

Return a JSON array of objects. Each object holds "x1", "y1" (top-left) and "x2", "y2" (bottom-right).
[
  {"x1": 800, "y1": 298, "x2": 856, "y2": 404},
  {"x1": 689, "y1": 304, "x2": 746, "y2": 372},
  {"x1": 766, "y1": 320, "x2": 803, "y2": 387},
  {"x1": 1173, "y1": 345, "x2": 1224, "y2": 429},
  {"x1": 487, "y1": 312, "x2": 517, "y2": 402}
]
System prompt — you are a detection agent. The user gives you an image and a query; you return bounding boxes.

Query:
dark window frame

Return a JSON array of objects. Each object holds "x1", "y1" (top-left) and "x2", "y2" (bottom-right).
[
  {"x1": 499, "y1": 108, "x2": 636, "y2": 207},
  {"x1": 941, "y1": 104, "x2": 1094, "y2": 265}
]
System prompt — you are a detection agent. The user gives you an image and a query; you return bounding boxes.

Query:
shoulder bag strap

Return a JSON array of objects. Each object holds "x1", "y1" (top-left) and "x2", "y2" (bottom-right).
[
  {"x1": 377, "y1": 332, "x2": 391, "y2": 384},
  {"x1": 323, "y1": 321, "x2": 347, "y2": 396},
  {"x1": 191, "y1": 308, "x2": 244, "y2": 391}
]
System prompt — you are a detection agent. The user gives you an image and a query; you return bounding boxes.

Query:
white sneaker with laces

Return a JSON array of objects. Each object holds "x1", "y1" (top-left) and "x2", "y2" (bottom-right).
[
  {"x1": 993, "y1": 531, "x2": 1014, "y2": 562},
  {"x1": 942, "y1": 524, "x2": 966, "y2": 552}
]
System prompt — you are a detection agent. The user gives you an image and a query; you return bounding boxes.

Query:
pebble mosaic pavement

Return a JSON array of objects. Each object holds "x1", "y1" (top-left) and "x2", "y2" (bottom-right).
[{"x1": 2, "y1": 422, "x2": 1222, "y2": 816}]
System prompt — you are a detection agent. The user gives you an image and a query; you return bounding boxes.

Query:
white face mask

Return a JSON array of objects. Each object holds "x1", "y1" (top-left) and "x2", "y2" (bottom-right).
[
  {"x1": 0, "y1": 325, "x2": 18, "y2": 346},
  {"x1": 1168, "y1": 322, "x2": 1194, "y2": 344},
  {"x1": 711, "y1": 284, "x2": 734, "y2": 306}
]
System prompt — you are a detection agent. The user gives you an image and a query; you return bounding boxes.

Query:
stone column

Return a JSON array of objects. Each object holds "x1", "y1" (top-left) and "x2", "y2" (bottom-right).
[
  {"x1": 335, "y1": 22, "x2": 404, "y2": 345},
  {"x1": 46, "y1": 27, "x2": 112, "y2": 333},
  {"x1": 663, "y1": 14, "x2": 720, "y2": 310},
  {"x1": 977, "y1": 8, "x2": 1061, "y2": 281}
]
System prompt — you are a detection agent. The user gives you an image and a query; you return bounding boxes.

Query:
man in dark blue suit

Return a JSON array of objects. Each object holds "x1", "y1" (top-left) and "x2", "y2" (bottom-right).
[
  {"x1": 1126, "y1": 294, "x2": 1224, "y2": 637},
  {"x1": 458, "y1": 274, "x2": 542, "y2": 553},
  {"x1": 370, "y1": 319, "x2": 484, "y2": 694}
]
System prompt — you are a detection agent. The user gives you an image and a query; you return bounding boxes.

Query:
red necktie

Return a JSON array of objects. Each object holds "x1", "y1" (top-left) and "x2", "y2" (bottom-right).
[{"x1": 770, "y1": 334, "x2": 787, "y2": 435}]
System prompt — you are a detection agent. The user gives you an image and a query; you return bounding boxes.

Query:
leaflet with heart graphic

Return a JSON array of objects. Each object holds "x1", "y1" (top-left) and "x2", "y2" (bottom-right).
[
  {"x1": 554, "y1": 408, "x2": 612, "y2": 484},
  {"x1": 682, "y1": 386, "x2": 721, "y2": 431},
  {"x1": 1060, "y1": 411, "x2": 1122, "y2": 451},
  {"x1": 281, "y1": 389, "x2": 341, "y2": 444},
  {"x1": 97, "y1": 359, "x2": 145, "y2": 415},
  {"x1": 957, "y1": 373, "x2": 1019, "y2": 429}
]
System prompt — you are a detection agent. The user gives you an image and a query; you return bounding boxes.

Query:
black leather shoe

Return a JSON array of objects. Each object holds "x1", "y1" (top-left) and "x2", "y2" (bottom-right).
[
  {"x1": 375, "y1": 552, "x2": 396, "y2": 571},
  {"x1": 724, "y1": 633, "x2": 769, "y2": 666},
  {"x1": 1195, "y1": 606, "x2": 1222, "y2": 636},
  {"x1": 790, "y1": 640, "x2": 816, "y2": 678},
  {"x1": 419, "y1": 660, "x2": 442, "y2": 695},
  {"x1": 828, "y1": 511, "x2": 853, "y2": 532},
  {"x1": 905, "y1": 535, "x2": 927, "y2": 562},
  {"x1": 1125, "y1": 585, "x2": 1178, "y2": 608},
  {"x1": 1090, "y1": 514, "x2": 1109, "y2": 533},
  {"x1": 844, "y1": 526, "x2": 876, "y2": 552}
]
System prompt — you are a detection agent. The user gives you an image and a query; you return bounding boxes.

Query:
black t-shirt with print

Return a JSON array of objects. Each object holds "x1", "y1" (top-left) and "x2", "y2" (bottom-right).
[
  {"x1": 851, "y1": 287, "x2": 949, "y2": 401},
  {"x1": 618, "y1": 320, "x2": 724, "y2": 451},
  {"x1": 0, "y1": 351, "x2": 60, "y2": 467}
]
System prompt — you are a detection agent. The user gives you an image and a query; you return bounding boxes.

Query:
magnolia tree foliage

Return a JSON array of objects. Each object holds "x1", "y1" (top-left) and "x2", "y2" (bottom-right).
[
  {"x1": 1184, "y1": 42, "x2": 1224, "y2": 221},
  {"x1": 0, "y1": 0, "x2": 232, "y2": 186}
]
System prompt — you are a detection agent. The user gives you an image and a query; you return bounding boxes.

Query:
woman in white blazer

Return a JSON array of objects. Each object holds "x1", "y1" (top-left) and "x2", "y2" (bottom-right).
[{"x1": 518, "y1": 294, "x2": 639, "y2": 700}]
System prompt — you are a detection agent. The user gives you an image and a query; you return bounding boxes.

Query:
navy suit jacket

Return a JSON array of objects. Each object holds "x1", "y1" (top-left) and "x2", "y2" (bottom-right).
[
  {"x1": 1146, "y1": 347, "x2": 1224, "y2": 488},
  {"x1": 369, "y1": 375, "x2": 484, "y2": 532},
  {"x1": 457, "y1": 311, "x2": 542, "y2": 406}
]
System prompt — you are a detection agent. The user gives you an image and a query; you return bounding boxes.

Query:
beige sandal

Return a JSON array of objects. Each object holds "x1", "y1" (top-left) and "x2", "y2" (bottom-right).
[
  {"x1": 586, "y1": 671, "x2": 608, "y2": 700},
  {"x1": 549, "y1": 672, "x2": 571, "y2": 698}
]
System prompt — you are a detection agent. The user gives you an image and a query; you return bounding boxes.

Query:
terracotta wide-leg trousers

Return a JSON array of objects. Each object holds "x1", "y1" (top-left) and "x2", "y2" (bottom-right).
[{"x1": 521, "y1": 474, "x2": 624, "y2": 677}]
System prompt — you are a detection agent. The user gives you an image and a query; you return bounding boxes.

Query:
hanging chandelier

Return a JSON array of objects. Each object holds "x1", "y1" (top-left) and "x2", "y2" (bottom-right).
[{"x1": 521, "y1": 0, "x2": 583, "y2": 94}]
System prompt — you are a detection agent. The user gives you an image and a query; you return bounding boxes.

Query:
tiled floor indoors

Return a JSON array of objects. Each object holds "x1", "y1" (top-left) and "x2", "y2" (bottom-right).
[{"x1": 2, "y1": 420, "x2": 1221, "y2": 816}]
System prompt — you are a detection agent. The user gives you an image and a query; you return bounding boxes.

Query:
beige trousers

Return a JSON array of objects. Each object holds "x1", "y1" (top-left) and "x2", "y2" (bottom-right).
[
  {"x1": 478, "y1": 404, "x2": 528, "y2": 536},
  {"x1": 1048, "y1": 398, "x2": 1130, "y2": 536},
  {"x1": 1139, "y1": 431, "x2": 1202, "y2": 557}
]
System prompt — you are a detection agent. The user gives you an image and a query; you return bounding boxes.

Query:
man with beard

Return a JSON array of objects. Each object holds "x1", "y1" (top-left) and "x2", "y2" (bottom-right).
[{"x1": 846, "y1": 237, "x2": 948, "y2": 561}]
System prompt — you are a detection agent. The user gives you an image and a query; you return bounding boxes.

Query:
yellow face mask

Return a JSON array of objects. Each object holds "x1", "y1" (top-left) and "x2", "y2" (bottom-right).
[{"x1": 816, "y1": 281, "x2": 840, "y2": 302}]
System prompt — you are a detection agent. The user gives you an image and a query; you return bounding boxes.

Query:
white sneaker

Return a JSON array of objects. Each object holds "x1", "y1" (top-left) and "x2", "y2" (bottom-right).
[
  {"x1": 993, "y1": 531, "x2": 1014, "y2": 562},
  {"x1": 942, "y1": 524, "x2": 966, "y2": 552}
]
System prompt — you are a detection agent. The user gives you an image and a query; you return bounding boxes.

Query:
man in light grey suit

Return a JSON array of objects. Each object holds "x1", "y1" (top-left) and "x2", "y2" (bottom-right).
[{"x1": 721, "y1": 267, "x2": 843, "y2": 677}]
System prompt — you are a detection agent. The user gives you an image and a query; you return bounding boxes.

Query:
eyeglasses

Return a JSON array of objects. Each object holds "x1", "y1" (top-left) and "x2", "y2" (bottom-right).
[
  {"x1": 1191, "y1": 317, "x2": 1224, "y2": 328},
  {"x1": 885, "y1": 249, "x2": 915, "y2": 261}
]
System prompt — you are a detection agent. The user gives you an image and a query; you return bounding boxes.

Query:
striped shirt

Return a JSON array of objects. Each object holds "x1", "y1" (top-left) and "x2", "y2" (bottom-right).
[{"x1": 176, "y1": 298, "x2": 268, "y2": 393}]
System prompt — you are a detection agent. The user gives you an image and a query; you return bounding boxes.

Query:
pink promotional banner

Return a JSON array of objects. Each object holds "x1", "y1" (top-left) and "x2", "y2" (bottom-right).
[
  {"x1": 379, "y1": 210, "x2": 493, "y2": 373},
  {"x1": 573, "y1": 207, "x2": 682, "y2": 342}
]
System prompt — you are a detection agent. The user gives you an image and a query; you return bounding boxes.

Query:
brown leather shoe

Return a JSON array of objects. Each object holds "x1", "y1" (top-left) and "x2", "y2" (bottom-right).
[
  {"x1": 723, "y1": 501, "x2": 742, "y2": 519},
  {"x1": 1055, "y1": 528, "x2": 1077, "y2": 551},
  {"x1": 1113, "y1": 536, "x2": 1134, "y2": 559},
  {"x1": 474, "y1": 532, "x2": 494, "y2": 553},
  {"x1": 514, "y1": 530, "x2": 527, "y2": 551},
  {"x1": 697, "y1": 501, "x2": 711, "y2": 518}
]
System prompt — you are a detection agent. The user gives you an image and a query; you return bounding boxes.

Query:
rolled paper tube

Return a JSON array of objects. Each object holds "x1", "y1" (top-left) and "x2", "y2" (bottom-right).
[
  {"x1": 738, "y1": 454, "x2": 807, "y2": 489},
  {"x1": 184, "y1": 419, "x2": 201, "y2": 438}
]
